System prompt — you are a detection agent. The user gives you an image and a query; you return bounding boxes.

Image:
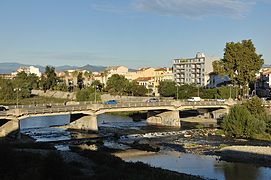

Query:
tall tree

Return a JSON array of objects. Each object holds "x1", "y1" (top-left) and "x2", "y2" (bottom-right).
[
  {"x1": 213, "y1": 39, "x2": 263, "y2": 95},
  {"x1": 77, "y1": 72, "x2": 84, "y2": 90},
  {"x1": 158, "y1": 81, "x2": 176, "y2": 97},
  {"x1": 42, "y1": 66, "x2": 58, "y2": 91},
  {"x1": 106, "y1": 74, "x2": 129, "y2": 95}
]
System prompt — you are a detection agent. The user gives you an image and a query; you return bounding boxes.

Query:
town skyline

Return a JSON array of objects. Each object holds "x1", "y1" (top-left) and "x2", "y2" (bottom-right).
[{"x1": 0, "y1": 0, "x2": 270, "y2": 68}]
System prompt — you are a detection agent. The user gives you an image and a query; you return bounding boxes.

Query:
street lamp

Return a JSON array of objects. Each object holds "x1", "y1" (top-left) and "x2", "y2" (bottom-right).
[
  {"x1": 94, "y1": 85, "x2": 98, "y2": 103},
  {"x1": 176, "y1": 83, "x2": 180, "y2": 100},
  {"x1": 14, "y1": 88, "x2": 21, "y2": 108}
]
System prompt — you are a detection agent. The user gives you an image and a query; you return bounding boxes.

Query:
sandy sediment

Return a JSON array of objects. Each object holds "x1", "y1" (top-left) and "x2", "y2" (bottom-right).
[
  {"x1": 113, "y1": 149, "x2": 157, "y2": 158},
  {"x1": 219, "y1": 145, "x2": 271, "y2": 166}
]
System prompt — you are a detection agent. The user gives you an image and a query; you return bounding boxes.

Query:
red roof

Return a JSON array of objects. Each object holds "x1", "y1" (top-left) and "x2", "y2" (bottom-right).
[{"x1": 135, "y1": 77, "x2": 153, "y2": 81}]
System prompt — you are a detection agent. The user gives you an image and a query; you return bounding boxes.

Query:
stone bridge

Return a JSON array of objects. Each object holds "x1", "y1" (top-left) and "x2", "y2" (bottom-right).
[{"x1": 0, "y1": 100, "x2": 234, "y2": 137}]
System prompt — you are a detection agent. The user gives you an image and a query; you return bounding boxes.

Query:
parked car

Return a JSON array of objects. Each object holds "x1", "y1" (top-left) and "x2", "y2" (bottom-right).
[
  {"x1": 0, "y1": 105, "x2": 9, "y2": 111},
  {"x1": 216, "y1": 98, "x2": 225, "y2": 102},
  {"x1": 187, "y1": 97, "x2": 201, "y2": 102},
  {"x1": 104, "y1": 100, "x2": 118, "y2": 105},
  {"x1": 146, "y1": 98, "x2": 159, "y2": 103}
]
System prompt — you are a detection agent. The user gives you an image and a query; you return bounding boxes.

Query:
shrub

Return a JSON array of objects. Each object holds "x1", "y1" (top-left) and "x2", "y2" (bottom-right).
[{"x1": 222, "y1": 105, "x2": 266, "y2": 138}]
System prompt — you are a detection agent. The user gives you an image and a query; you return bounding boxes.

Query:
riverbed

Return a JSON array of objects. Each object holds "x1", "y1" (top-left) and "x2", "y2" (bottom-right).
[{"x1": 19, "y1": 114, "x2": 271, "y2": 180}]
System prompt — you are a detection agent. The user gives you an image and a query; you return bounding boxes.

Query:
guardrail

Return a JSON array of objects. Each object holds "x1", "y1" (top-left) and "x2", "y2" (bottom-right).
[{"x1": 0, "y1": 100, "x2": 232, "y2": 118}]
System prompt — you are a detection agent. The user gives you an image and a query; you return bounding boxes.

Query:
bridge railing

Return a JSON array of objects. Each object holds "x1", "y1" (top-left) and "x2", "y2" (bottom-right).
[{"x1": 0, "y1": 100, "x2": 232, "y2": 118}]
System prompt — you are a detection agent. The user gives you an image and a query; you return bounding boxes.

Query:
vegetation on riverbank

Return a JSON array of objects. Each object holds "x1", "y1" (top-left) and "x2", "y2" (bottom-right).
[
  {"x1": 107, "y1": 111, "x2": 147, "y2": 121},
  {"x1": 0, "y1": 95, "x2": 68, "y2": 105},
  {"x1": 222, "y1": 97, "x2": 271, "y2": 141}
]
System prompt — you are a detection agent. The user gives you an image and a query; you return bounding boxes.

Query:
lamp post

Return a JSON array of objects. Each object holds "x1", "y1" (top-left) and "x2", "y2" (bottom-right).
[
  {"x1": 176, "y1": 83, "x2": 180, "y2": 100},
  {"x1": 14, "y1": 88, "x2": 21, "y2": 108},
  {"x1": 94, "y1": 85, "x2": 98, "y2": 103}
]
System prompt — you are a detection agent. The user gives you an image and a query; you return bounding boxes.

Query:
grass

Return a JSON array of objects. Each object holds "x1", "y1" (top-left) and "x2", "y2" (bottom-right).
[{"x1": 0, "y1": 95, "x2": 68, "y2": 106}]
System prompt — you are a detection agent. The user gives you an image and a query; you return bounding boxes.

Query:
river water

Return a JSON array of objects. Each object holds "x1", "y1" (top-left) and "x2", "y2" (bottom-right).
[{"x1": 19, "y1": 114, "x2": 271, "y2": 180}]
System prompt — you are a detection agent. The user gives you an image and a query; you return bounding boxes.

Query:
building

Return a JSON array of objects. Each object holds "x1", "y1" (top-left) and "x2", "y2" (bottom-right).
[
  {"x1": 0, "y1": 74, "x2": 15, "y2": 79},
  {"x1": 106, "y1": 66, "x2": 128, "y2": 76},
  {"x1": 255, "y1": 68, "x2": 271, "y2": 97},
  {"x1": 153, "y1": 68, "x2": 174, "y2": 96},
  {"x1": 135, "y1": 77, "x2": 155, "y2": 96},
  {"x1": 173, "y1": 52, "x2": 215, "y2": 86},
  {"x1": 12, "y1": 66, "x2": 42, "y2": 77},
  {"x1": 207, "y1": 72, "x2": 230, "y2": 88}
]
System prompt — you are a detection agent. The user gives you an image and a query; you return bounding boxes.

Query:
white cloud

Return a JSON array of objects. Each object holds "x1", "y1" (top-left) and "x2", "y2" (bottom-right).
[{"x1": 133, "y1": 0, "x2": 253, "y2": 18}]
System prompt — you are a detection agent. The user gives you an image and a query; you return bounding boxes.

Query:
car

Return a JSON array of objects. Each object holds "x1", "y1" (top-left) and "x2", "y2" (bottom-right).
[
  {"x1": 187, "y1": 97, "x2": 201, "y2": 102},
  {"x1": 104, "y1": 100, "x2": 118, "y2": 105},
  {"x1": 0, "y1": 105, "x2": 9, "y2": 111},
  {"x1": 146, "y1": 98, "x2": 159, "y2": 103},
  {"x1": 216, "y1": 98, "x2": 225, "y2": 102}
]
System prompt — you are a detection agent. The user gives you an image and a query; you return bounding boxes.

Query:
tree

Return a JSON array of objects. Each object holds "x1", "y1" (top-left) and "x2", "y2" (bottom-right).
[
  {"x1": 91, "y1": 80, "x2": 104, "y2": 92},
  {"x1": 222, "y1": 97, "x2": 269, "y2": 139},
  {"x1": 76, "y1": 87, "x2": 101, "y2": 101},
  {"x1": 158, "y1": 81, "x2": 176, "y2": 97},
  {"x1": 106, "y1": 74, "x2": 129, "y2": 95},
  {"x1": 127, "y1": 80, "x2": 147, "y2": 96},
  {"x1": 222, "y1": 105, "x2": 259, "y2": 138},
  {"x1": 77, "y1": 72, "x2": 84, "y2": 90},
  {"x1": 0, "y1": 78, "x2": 15, "y2": 100},
  {"x1": 243, "y1": 96, "x2": 271, "y2": 134},
  {"x1": 213, "y1": 40, "x2": 263, "y2": 95},
  {"x1": 41, "y1": 66, "x2": 58, "y2": 91}
]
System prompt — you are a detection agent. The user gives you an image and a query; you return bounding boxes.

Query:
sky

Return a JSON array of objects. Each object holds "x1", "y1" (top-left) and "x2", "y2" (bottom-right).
[{"x1": 0, "y1": 0, "x2": 270, "y2": 68}]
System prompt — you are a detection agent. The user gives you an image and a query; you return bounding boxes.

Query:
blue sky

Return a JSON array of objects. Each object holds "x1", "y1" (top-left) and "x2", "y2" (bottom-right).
[{"x1": 0, "y1": 0, "x2": 270, "y2": 68}]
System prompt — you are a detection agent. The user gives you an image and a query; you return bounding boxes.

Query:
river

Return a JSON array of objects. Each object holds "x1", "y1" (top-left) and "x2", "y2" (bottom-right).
[{"x1": 19, "y1": 114, "x2": 271, "y2": 180}]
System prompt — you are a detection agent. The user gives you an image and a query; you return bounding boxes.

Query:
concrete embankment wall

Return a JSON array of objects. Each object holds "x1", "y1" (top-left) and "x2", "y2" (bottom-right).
[
  {"x1": 32, "y1": 90, "x2": 173, "y2": 102},
  {"x1": 32, "y1": 90, "x2": 76, "y2": 100}
]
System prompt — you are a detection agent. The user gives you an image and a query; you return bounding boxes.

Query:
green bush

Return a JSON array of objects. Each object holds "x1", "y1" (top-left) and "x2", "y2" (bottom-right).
[
  {"x1": 222, "y1": 99, "x2": 268, "y2": 139},
  {"x1": 76, "y1": 87, "x2": 101, "y2": 101}
]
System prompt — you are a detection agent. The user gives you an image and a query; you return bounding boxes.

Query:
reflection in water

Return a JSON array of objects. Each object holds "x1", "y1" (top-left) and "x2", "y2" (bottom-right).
[
  {"x1": 19, "y1": 114, "x2": 271, "y2": 180},
  {"x1": 215, "y1": 163, "x2": 259, "y2": 180},
  {"x1": 98, "y1": 114, "x2": 146, "y2": 129},
  {"x1": 124, "y1": 152, "x2": 271, "y2": 180},
  {"x1": 20, "y1": 115, "x2": 70, "y2": 129}
]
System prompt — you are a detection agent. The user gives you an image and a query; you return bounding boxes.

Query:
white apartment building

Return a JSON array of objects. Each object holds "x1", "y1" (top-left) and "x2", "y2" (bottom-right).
[
  {"x1": 12, "y1": 66, "x2": 42, "y2": 77},
  {"x1": 173, "y1": 52, "x2": 215, "y2": 86}
]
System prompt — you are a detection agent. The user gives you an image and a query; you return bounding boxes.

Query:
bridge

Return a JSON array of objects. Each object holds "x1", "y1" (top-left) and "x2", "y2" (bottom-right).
[{"x1": 0, "y1": 100, "x2": 234, "y2": 137}]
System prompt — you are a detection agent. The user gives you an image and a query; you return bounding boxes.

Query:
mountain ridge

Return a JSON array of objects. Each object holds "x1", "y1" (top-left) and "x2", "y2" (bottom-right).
[{"x1": 0, "y1": 62, "x2": 106, "y2": 74}]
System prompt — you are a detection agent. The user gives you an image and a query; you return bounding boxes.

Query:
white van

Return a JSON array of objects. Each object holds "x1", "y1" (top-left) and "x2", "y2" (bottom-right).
[{"x1": 187, "y1": 97, "x2": 201, "y2": 102}]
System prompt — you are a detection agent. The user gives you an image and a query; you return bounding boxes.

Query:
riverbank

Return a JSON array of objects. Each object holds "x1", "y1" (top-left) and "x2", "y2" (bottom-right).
[
  {"x1": 113, "y1": 128, "x2": 271, "y2": 167},
  {"x1": 0, "y1": 139, "x2": 204, "y2": 180},
  {"x1": 218, "y1": 145, "x2": 271, "y2": 167}
]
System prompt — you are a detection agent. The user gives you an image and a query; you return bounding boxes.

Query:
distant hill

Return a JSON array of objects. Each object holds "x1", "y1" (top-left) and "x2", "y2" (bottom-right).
[
  {"x1": 262, "y1": 64, "x2": 271, "y2": 68},
  {"x1": 0, "y1": 62, "x2": 106, "y2": 74}
]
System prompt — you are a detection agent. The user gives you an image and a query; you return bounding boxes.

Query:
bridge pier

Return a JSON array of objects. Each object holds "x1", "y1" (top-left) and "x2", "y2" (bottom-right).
[
  {"x1": 147, "y1": 110, "x2": 181, "y2": 127},
  {"x1": 0, "y1": 119, "x2": 19, "y2": 138},
  {"x1": 70, "y1": 114, "x2": 98, "y2": 131}
]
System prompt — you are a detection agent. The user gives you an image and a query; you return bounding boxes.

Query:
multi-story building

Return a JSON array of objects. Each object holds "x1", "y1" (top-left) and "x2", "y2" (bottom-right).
[
  {"x1": 173, "y1": 52, "x2": 215, "y2": 86},
  {"x1": 12, "y1": 66, "x2": 42, "y2": 77}
]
